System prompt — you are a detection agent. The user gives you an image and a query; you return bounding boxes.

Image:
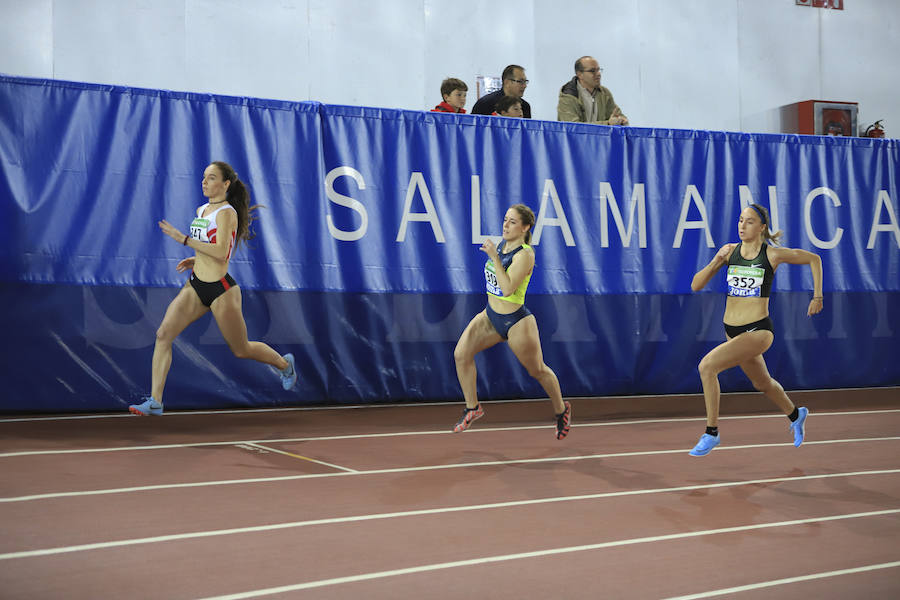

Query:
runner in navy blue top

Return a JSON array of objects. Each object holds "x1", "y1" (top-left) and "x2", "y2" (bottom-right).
[{"x1": 452, "y1": 204, "x2": 570, "y2": 439}]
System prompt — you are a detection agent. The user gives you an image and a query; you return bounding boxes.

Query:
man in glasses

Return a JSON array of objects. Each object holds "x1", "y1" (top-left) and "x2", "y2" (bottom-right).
[
  {"x1": 471, "y1": 64, "x2": 532, "y2": 118},
  {"x1": 558, "y1": 56, "x2": 628, "y2": 126}
]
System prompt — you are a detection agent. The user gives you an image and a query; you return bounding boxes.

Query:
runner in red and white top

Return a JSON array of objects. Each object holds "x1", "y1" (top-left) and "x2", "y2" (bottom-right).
[{"x1": 128, "y1": 160, "x2": 298, "y2": 416}]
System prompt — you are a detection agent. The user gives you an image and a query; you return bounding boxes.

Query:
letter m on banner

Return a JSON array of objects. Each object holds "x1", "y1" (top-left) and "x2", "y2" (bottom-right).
[{"x1": 599, "y1": 182, "x2": 647, "y2": 248}]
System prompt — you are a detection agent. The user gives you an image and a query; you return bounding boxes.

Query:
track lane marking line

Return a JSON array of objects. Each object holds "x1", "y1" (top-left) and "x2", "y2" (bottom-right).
[
  {"x1": 3, "y1": 409, "x2": 900, "y2": 458},
  {"x1": 243, "y1": 443, "x2": 358, "y2": 473},
  {"x1": 661, "y1": 561, "x2": 900, "y2": 600},
  {"x1": 1, "y1": 471, "x2": 898, "y2": 560},
  {"x1": 188, "y1": 511, "x2": 900, "y2": 599},
  {"x1": 2, "y1": 438, "x2": 898, "y2": 503}
]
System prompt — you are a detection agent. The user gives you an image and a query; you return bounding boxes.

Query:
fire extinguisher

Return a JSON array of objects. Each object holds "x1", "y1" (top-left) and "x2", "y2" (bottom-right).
[{"x1": 863, "y1": 120, "x2": 885, "y2": 138}]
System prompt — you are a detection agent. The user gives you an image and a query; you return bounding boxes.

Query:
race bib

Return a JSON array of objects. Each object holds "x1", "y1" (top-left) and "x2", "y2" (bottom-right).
[
  {"x1": 485, "y1": 260, "x2": 503, "y2": 296},
  {"x1": 727, "y1": 265, "x2": 764, "y2": 297},
  {"x1": 190, "y1": 218, "x2": 210, "y2": 242}
]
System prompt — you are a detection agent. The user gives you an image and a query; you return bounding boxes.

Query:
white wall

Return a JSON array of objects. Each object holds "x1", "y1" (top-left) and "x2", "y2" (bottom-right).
[{"x1": 1, "y1": 0, "x2": 897, "y2": 134}]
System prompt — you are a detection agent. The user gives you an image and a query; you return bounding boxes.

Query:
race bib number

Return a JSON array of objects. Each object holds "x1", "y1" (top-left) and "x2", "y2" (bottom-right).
[
  {"x1": 190, "y1": 218, "x2": 209, "y2": 241},
  {"x1": 727, "y1": 265, "x2": 764, "y2": 297},
  {"x1": 485, "y1": 260, "x2": 503, "y2": 296}
]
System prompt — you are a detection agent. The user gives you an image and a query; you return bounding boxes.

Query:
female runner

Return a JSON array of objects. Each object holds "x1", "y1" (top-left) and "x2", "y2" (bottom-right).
[
  {"x1": 688, "y1": 203, "x2": 823, "y2": 455},
  {"x1": 129, "y1": 161, "x2": 296, "y2": 415},
  {"x1": 452, "y1": 204, "x2": 571, "y2": 439}
]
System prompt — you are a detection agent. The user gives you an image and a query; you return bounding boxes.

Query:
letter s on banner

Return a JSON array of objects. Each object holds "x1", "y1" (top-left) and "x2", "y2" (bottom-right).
[
  {"x1": 326, "y1": 166, "x2": 368, "y2": 241},
  {"x1": 804, "y1": 186, "x2": 844, "y2": 249}
]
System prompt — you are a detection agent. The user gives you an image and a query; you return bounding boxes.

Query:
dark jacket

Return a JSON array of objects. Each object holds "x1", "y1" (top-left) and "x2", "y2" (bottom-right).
[{"x1": 471, "y1": 89, "x2": 531, "y2": 118}]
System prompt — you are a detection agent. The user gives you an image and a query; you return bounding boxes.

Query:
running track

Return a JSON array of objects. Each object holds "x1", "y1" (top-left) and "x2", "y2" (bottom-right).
[{"x1": 1, "y1": 387, "x2": 898, "y2": 599}]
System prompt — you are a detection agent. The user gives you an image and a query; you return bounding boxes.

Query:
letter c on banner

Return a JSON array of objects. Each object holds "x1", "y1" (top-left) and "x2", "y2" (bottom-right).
[
  {"x1": 804, "y1": 187, "x2": 844, "y2": 249},
  {"x1": 325, "y1": 166, "x2": 368, "y2": 241}
]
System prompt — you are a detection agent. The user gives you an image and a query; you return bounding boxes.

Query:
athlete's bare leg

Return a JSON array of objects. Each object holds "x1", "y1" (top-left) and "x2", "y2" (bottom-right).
[
  {"x1": 697, "y1": 331, "x2": 773, "y2": 426},
  {"x1": 453, "y1": 310, "x2": 502, "y2": 409},
  {"x1": 506, "y1": 315, "x2": 565, "y2": 414},
  {"x1": 738, "y1": 353, "x2": 795, "y2": 415},
  {"x1": 152, "y1": 285, "x2": 209, "y2": 402},
  {"x1": 210, "y1": 286, "x2": 288, "y2": 370}
]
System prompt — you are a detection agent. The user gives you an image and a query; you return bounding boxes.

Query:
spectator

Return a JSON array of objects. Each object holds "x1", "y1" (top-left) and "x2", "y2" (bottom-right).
[
  {"x1": 558, "y1": 56, "x2": 628, "y2": 125},
  {"x1": 471, "y1": 65, "x2": 532, "y2": 118},
  {"x1": 432, "y1": 78, "x2": 468, "y2": 114},
  {"x1": 493, "y1": 95, "x2": 524, "y2": 118}
]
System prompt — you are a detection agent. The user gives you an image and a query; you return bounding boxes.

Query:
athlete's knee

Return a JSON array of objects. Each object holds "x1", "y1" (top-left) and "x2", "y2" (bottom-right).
[
  {"x1": 453, "y1": 343, "x2": 473, "y2": 365},
  {"x1": 155, "y1": 325, "x2": 176, "y2": 346},
  {"x1": 229, "y1": 342, "x2": 253, "y2": 359},
  {"x1": 526, "y1": 361, "x2": 549, "y2": 379},
  {"x1": 697, "y1": 356, "x2": 719, "y2": 379}
]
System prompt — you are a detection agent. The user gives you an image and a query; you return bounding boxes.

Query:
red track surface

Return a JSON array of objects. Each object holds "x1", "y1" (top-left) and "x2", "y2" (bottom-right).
[{"x1": 1, "y1": 388, "x2": 898, "y2": 599}]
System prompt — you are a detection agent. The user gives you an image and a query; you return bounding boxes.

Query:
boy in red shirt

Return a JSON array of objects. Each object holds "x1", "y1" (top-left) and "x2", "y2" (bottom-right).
[{"x1": 432, "y1": 78, "x2": 468, "y2": 113}]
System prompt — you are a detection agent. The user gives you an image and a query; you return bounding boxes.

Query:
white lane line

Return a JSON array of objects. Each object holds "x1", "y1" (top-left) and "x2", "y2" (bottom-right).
[
  {"x1": 3, "y1": 409, "x2": 899, "y2": 458},
  {"x1": 2, "y1": 386, "x2": 894, "y2": 423},
  {"x1": 661, "y1": 561, "x2": 900, "y2": 600},
  {"x1": 189, "y1": 510, "x2": 900, "y2": 600},
  {"x1": 2, "y1": 438, "x2": 898, "y2": 503},
  {"x1": 243, "y1": 443, "x2": 358, "y2": 473},
  {"x1": 1, "y1": 472, "x2": 897, "y2": 561}
]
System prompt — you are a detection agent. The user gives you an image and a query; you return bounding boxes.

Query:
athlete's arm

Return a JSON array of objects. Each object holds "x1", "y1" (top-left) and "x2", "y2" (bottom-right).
[
  {"x1": 481, "y1": 239, "x2": 534, "y2": 297},
  {"x1": 159, "y1": 209, "x2": 236, "y2": 262},
  {"x1": 770, "y1": 247, "x2": 824, "y2": 316},
  {"x1": 691, "y1": 244, "x2": 734, "y2": 291},
  {"x1": 498, "y1": 248, "x2": 535, "y2": 297}
]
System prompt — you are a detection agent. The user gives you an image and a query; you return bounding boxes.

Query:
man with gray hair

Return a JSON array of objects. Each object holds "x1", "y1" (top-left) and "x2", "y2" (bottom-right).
[{"x1": 557, "y1": 56, "x2": 628, "y2": 125}]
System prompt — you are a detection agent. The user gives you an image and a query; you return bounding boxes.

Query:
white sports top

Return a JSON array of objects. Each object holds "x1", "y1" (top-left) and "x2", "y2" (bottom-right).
[{"x1": 189, "y1": 203, "x2": 237, "y2": 262}]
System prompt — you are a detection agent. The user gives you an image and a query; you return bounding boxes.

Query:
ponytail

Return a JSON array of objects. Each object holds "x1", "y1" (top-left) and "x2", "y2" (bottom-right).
[{"x1": 212, "y1": 161, "x2": 262, "y2": 246}]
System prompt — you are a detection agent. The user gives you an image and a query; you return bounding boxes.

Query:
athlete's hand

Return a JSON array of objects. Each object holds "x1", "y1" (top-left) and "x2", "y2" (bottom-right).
[
  {"x1": 176, "y1": 257, "x2": 195, "y2": 273},
  {"x1": 480, "y1": 238, "x2": 499, "y2": 260},
  {"x1": 158, "y1": 220, "x2": 185, "y2": 244},
  {"x1": 713, "y1": 244, "x2": 732, "y2": 266},
  {"x1": 807, "y1": 297, "x2": 824, "y2": 316}
]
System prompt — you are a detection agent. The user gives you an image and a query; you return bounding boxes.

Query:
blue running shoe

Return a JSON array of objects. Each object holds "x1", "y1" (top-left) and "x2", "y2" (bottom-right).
[
  {"x1": 280, "y1": 353, "x2": 298, "y2": 390},
  {"x1": 790, "y1": 406, "x2": 808, "y2": 447},
  {"x1": 129, "y1": 397, "x2": 163, "y2": 416},
  {"x1": 689, "y1": 433, "x2": 720, "y2": 456}
]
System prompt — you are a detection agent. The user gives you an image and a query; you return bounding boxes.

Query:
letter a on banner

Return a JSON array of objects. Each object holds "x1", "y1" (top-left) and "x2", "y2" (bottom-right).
[
  {"x1": 397, "y1": 172, "x2": 446, "y2": 242},
  {"x1": 533, "y1": 179, "x2": 575, "y2": 246},
  {"x1": 673, "y1": 185, "x2": 714, "y2": 248},
  {"x1": 866, "y1": 191, "x2": 900, "y2": 248}
]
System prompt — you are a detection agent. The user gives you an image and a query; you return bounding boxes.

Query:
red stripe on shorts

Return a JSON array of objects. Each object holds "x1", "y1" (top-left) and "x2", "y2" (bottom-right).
[{"x1": 220, "y1": 277, "x2": 231, "y2": 291}]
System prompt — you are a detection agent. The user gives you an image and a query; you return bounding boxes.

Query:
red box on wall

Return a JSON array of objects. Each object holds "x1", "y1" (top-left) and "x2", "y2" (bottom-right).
[{"x1": 780, "y1": 100, "x2": 858, "y2": 136}]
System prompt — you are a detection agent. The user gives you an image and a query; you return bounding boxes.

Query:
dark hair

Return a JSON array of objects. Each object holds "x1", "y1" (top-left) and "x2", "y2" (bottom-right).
[
  {"x1": 211, "y1": 161, "x2": 261, "y2": 246},
  {"x1": 748, "y1": 203, "x2": 783, "y2": 246},
  {"x1": 501, "y1": 64, "x2": 524, "y2": 81},
  {"x1": 440, "y1": 77, "x2": 468, "y2": 98},
  {"x1": 574, "y1": 55, "x2": 594, "y2": 72},
  {"x1": 494, "y1": 95, "x2": 522, "y2": 115},
  {"x1": 510, "y1": 203, "x2": 535, "y2": 244}
]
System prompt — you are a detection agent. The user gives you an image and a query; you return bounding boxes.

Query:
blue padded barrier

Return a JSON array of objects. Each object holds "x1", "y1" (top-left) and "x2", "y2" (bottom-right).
[{"x1": 1, "y1": 75, "x2": 898, "y2": 411}]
